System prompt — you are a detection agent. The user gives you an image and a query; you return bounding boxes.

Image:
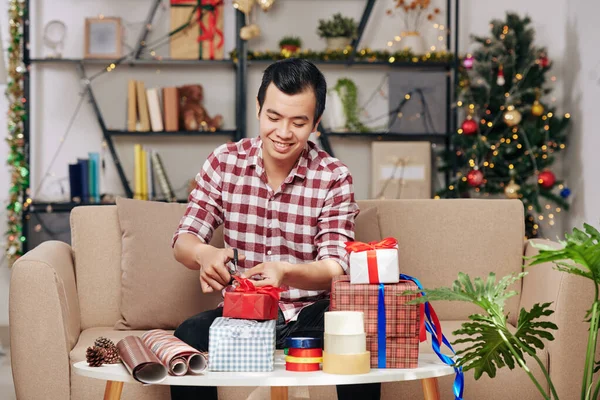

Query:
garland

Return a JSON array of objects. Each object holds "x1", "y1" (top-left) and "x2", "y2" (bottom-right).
[
  {"x1": 230, "y1": 48, "x2": 454, "y2": 64},
  {"x1": 5, "y1": 0, "x2": 28, "y2": 266},
  {"x1": 332, "y1": 78, "x2": 369, "y2": 133}
]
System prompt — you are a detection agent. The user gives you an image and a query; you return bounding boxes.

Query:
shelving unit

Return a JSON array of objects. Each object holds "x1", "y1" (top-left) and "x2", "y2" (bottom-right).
[{"x1": 20, "y1": 0, "x2": 460, "y2": 251}]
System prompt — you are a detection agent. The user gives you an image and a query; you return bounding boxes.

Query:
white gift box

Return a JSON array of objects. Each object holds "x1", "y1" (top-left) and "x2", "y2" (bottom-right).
[{"x1": 349, "y1": 248, "x2": 400, "y2": 284}]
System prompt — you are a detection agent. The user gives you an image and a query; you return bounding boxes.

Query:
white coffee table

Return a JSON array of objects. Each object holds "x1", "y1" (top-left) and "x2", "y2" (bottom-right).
[{"x1": 73, "y1": 353, "x2": 454, "y2": 400}]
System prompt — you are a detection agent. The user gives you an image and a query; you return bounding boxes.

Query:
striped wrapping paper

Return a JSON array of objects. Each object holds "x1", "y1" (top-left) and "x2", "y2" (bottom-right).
[
  {"x1": 117, "y1": 336, "x2": 167, "y2": 384},
  {"x1": 330, "y1": 275, "x2": 420, "y2": 368},
  {"x1": 141, "y1": 329, "x2": 208, "y2": 376}
]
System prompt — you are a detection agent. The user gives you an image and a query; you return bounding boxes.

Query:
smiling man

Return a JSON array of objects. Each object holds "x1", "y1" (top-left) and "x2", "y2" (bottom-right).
[{"x1": 171, "y1": 58, "x2": 380, "y2": 400}]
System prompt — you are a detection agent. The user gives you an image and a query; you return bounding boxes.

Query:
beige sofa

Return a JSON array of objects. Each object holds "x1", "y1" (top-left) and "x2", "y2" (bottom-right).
[{"x1": 9, "y1": 198, "x2": 593, "y2": 400}]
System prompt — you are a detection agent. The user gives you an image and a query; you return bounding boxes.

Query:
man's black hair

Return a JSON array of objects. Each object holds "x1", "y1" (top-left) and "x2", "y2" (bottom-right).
[{"x1": 257, "y1": 58, "x2": 327, "y2": 126}]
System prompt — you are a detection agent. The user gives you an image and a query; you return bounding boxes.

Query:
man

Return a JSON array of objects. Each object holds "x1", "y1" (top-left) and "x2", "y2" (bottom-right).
[{"x1": 171, "y1": 58, "x2": 380, "y2": 399}]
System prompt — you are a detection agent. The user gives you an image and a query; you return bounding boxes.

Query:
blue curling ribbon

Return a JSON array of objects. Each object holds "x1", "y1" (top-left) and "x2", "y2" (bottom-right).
[
  {"x1": 377, "y1": 283, "x2": 386, "y2": 368},
  {"x1": 400, "y1": 274, "x2": 465, "y2": 400}
]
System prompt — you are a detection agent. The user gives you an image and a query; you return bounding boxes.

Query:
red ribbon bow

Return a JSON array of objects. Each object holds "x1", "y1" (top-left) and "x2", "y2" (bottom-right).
[
  {"x1": 232, "y1": 276, "x2": 283, "y2": 302},
  {"x1": 344, "y1": 237, "x2": 398, "y2": 253},
  {"x1": 171, "y1": 0, "x2": 224, "y2": 59}
]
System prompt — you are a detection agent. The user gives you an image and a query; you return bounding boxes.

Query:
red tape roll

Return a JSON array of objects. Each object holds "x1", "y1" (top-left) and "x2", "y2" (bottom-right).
[
  {"x1": 286, "y1": 362, "x2": 320, "y2": 372},
  {"x1": 288, "y1": 348, "x2": 323, "y2": 358}
]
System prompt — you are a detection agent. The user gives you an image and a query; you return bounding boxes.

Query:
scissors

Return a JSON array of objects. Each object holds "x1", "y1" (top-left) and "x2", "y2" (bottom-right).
[{"x1": 228, "y1": 248, "x2": 239, "y2": 286}]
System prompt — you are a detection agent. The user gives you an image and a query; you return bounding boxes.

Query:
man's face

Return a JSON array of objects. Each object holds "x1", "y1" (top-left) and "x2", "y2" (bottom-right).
[{"x1": 256, "y1": 83, "x2": 320, "y2": 169}]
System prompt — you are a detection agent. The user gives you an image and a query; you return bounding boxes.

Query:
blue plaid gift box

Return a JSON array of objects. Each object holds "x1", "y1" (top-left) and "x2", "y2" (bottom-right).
[{"x1": 208, "y1": 317, "x2": 276, "y2": 372}]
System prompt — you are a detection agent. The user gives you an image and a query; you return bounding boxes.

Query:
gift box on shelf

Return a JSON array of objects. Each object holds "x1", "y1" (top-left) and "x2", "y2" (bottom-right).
[
  {"x1": 329, "y1": 275, "x2": 420, "y2": 369},
  {"x1": 169, "y1": 0, "x2": 224, "y2": 60},
  {"x1": 222, "y1": 276, "x2": 282, "y2": 320},
  {"x1": 208, "y1": 317, "x2": 276, "y2": 372},
  {"x1": 345, "y1": 238, "x2": 400, "y2": 284}
]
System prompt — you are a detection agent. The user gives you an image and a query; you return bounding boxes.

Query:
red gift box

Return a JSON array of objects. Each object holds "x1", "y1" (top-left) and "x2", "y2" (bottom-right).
[
  {"x1": 222, "y1": 277, "x2": 282, "y2": 320},
  {"x1": 329, "y1": 275, "x2": 420, "y2": 368}
]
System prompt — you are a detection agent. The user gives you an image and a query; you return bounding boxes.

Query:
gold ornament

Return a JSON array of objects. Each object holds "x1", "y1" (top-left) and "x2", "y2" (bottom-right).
[
  {"x1": 504, "y1": 180, "x2": 521, "y2": 199},
  {"x1": 239, "y1": 24, "x2": 260, "y2": 40},
  {"x1": 257, "y1": 0, "x2": 275, "y2": 11},
  {"x1": 233, "y1": 0, "x2": 255, "y2": 14},
  {"x1": 503, "y1": 108, "x2": 522, "y2": 127},
  {"x1": 531, "y1": 100, "x2": 544, "y2": 117}
]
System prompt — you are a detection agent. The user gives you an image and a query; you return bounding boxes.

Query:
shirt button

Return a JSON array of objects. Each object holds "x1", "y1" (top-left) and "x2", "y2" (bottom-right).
[{"x1": 267, "y1": 250, "x2": 272, "y2": 255}]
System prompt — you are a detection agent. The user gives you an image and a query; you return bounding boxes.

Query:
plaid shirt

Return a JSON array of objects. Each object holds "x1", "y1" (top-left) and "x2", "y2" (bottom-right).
[{"x1": 173, "y1": 136, "x2": 359, "y2": 322}]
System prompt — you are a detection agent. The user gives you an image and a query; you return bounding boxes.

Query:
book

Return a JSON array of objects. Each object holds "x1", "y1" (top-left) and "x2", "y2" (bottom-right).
[
  {"x1": 146, "y1": 88, "x2": 164, "y2": 132},
  {"x1": 151, "y1": 150, "x2": 176, "y2": 202},
  {"x1": 117, "y1": 329, "x2": 207, "y2": 384},
  {"x1": 136, "y1": 81, "x2": 151, "y2": 132},
  {"x1": 163, "y1": 87, "x2": 179, "y2": 132},
  {"x1": 134, "y1": 144, "x2": 143, "y2": 200},
  {"x1": 127, "y1": 80, "x2": 138, "y2": 132}
]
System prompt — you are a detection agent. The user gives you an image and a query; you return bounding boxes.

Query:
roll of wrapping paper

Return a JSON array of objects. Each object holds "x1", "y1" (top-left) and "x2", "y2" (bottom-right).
[
  {"x1": 141, "y1": 329, "x2": 208, "y2": 375},
  {"x1": 288, "y1": 348, "x2": 323, "y2": 358},
  {"x1": 324, "y1": 333, "x2": 366, "y2": 355},
  {"x1": 322, "y1": 351, "x2": 371, "y2": 375}
]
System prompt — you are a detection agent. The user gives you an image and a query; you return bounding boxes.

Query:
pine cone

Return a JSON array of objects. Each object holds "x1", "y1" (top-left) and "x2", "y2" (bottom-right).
[
  {"x1": 103, "y1": 346, "x2": 121, "y2": 364},
  {"x1": 94, "y1": 336, "x2": 116, "y2": 349},
  {"x1": 86, "y1": 346, "x2": 106, "y2": 367}
]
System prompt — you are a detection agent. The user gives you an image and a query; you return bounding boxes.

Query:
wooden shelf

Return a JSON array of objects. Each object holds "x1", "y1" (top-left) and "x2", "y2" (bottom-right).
[
  {"x1": 323, "y1": 132, "x2": 448, "y2": 143},
  {"x1": 30, "y1": 58, "x2": 235, "y2": 67},
  {"x1": 107, "y1": 129, "x2": 238, "y2": 137},
  {"x1": 247, "y1": 59, "x2": 452, "y2": 69}
]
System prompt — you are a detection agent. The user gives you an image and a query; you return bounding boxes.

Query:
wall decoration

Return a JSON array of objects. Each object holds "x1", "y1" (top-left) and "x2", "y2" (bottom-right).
[
  {"x1": 84, "y1": 17, "x2": 123, "y2": 59},
  {"x1": 43, "y1": 20, "x2": 67, "y2": 59}
]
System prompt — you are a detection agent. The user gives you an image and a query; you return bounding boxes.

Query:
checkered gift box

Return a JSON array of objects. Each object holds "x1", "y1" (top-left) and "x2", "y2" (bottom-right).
[
  {"x1": 208, "y1": 317, "x2": 276, "y2": 372},
  {"x1": 330, "y1": 275, "x2": 420, "y2": 368}
]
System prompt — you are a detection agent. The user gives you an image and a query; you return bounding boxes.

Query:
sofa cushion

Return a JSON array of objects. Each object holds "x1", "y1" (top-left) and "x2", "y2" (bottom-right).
[
  {"x1": 354, "y1": 206, "x2": 382, "y2": 243},
  {"x1": 115, "y1": 198, "x2": 222, "y2": 330}
]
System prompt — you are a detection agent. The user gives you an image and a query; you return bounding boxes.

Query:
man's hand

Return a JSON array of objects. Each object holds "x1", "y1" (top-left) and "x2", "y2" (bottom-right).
[
  {"x1": 241, "y1": 261, "x2": 291, "y2": 288},
  {"x1": 197, "y1": 247, "x2": 245, "y2": 293}
]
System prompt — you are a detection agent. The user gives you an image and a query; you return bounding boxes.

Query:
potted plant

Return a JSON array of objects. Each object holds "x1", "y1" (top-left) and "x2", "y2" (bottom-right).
[
  {"x1": 409, "y1": 223, "x2": 600, "y2": 400},
  {"x1": 278, "y1": 36, "x2": 302, "y2": 53},
  {"x1": 317, "y1": 13, "x2": 358, "y2": 51}
]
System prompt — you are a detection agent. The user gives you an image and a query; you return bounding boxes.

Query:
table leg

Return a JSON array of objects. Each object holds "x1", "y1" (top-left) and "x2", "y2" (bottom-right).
[
  {"x1": 421, "y1": 377, "x2": 440, "y2": 400},
  {"x1": 103, "y1": 381, "x2": 124, "y2": 400},
  {"x1": 271, "y1": 386, "x2": 289, "y2": 400}
]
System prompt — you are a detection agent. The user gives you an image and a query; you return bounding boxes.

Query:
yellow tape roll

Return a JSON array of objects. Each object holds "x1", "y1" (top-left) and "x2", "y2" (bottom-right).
[
  {"x1": 285, "y1": 355, "x2": 324, "y2": 364},
  {"x1": 322, "y1": 351, "x2": 371, "y2": 375}
]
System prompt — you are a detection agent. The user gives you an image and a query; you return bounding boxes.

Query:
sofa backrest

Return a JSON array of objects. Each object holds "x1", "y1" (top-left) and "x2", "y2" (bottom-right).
[{"x1": 70, "y1": 199, "x2": 524, "y2": 329}]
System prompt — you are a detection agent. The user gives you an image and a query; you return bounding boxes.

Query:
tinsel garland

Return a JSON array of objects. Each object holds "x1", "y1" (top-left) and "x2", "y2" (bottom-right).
[
  {"x1": 5, "y1": 0, "x2": 28, "y2": 266},
  {"x1": 229, "y1": 47, "x2": 454, "y2": 64}
]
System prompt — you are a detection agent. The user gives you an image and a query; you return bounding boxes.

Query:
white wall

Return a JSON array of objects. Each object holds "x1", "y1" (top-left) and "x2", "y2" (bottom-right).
[
  {"x1": 564, "y1": 0, "x2": 600, "y2": 231},
  {"x1": 0, "y1": 0, "x2": 587, "y2": 325}
]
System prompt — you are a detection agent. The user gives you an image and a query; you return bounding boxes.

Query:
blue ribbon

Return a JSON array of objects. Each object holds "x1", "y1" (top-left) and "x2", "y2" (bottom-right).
[
  {"x1": 377, "y1": 283, "x2": 386, "y2": 368},
  {"x1": 400, "y1": 274, "x2": 465, "y2": 400}
]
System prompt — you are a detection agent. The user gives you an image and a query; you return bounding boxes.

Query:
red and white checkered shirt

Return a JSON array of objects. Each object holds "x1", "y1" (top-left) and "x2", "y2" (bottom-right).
[{"x1": 173, "y1": 136, "x2": 359, "y2": 322}]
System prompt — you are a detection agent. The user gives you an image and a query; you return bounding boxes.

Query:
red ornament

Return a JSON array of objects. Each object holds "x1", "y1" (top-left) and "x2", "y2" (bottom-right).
[
  {"x1": 537, "y1": 170, "x2": 556, "y2": 189},
  {"x1": 539, "y1": 56, "x2": 549, "y2": 68},
  {"x1": 461, "y1": 118, "x2": 478, "y2": 135},
  {"x1": 467, "y1": 169, "x2": 484, "y2": 187}
]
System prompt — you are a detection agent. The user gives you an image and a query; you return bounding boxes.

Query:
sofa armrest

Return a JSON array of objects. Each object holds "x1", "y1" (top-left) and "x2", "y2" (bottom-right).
[
  {"x1": 9, "y1": 240, "x2": 81, "y2": 400},
  {"x1": 520, "y1": 238, "x2": 598, "y2": 399}
]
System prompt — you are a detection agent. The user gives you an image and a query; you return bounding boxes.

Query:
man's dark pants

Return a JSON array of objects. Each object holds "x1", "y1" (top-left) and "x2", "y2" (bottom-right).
[{"x1": 170, "y1": 299, "x2": 381, "y2": 400}]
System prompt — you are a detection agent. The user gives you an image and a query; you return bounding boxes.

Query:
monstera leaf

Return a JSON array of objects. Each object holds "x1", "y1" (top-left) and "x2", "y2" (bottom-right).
[
  {"x1": 527, "y1": 223, "x2": 600, "y2": 284},
  {"x1": 408, "y1": 272, "x2": 557, "y2": 380}
]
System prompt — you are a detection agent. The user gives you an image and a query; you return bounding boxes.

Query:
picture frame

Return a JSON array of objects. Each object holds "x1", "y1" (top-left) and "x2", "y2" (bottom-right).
[{"x1": 84, "y1": 17, "x2": 122, "y2": 59}]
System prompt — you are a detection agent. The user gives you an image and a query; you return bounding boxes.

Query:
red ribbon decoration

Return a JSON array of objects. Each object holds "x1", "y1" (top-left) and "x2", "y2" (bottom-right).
[
  {"x1": 232, "y1": 276, "x2": 283, "y2": 302},
  {"x1": 345, "y1": 238, "x2": 398, "y2": 284},
  {"x1": 170, "y1": 0, "x2": 224, "y2": 60}
]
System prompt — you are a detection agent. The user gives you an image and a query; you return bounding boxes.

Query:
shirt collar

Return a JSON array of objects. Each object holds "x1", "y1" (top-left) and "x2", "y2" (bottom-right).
[{"x1": 247, "y1": 136, "x2": 310, "y2": 181}]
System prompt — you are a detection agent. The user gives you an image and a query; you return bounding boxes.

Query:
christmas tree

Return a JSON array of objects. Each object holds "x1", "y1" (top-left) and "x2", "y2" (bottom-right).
[{"x1": 436, "y1": 13, "x2": 571, "y2": 238}]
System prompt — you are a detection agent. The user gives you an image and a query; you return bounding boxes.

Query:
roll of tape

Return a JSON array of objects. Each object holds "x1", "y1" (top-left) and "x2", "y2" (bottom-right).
[
  {"x1": 286, "y1": 362, "x2": 320, "y2": 372},
  {"x1": 324, "y1": 333, "x2": 366, "y2": 355},
  {"x1": 288, "y1": 348, "x2": 323, "y2": 358},
  {"x1": 285, "y1": 355, "x2": 324, "y2": 364},
  {"x1": 285, "y1": 337, "x2": 322, "y2": 349},
  {"x1": 324, "y1": 311, "x2": 365, "y2": 335},
  {"x1": 322, "y1": 351, "x2": 371, "y2": 375}
]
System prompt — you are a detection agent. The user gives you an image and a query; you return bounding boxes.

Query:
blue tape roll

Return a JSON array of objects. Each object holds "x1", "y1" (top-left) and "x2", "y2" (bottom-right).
[{"x1": 285, "y1": 337, "x2": 322, "y2": 349}]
